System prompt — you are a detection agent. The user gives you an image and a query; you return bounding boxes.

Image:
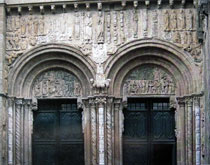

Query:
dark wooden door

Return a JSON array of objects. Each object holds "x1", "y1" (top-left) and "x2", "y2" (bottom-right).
[
  {"x1": 123, "y1": 98, "x2": 176, "y2": 165},
  {"x1": 32, "y1": 99, "x2": 84, "y2": 165}
]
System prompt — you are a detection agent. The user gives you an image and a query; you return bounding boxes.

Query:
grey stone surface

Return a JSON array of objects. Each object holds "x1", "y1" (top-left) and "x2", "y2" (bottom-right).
[
  {"x1": 0, "y1": 1, "x2": 207, "y2": 165},
  {"x1": 204, "y1": 2, "x2": 210, "y2": 164}
]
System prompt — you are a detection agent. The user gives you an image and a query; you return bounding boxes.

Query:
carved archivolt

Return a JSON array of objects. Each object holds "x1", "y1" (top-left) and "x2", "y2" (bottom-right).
[
  {"x1": 123, "y1": 66, "x2": 176, "y2": 95},
  {"x1": 32, "y1": 69, "x2": 82, "y2": 98}
]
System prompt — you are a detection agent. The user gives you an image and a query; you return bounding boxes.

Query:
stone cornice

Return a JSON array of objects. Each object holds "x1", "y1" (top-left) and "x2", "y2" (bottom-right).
[{"x1": 5, "y1": 0, "x2": 196, "y2": 15}]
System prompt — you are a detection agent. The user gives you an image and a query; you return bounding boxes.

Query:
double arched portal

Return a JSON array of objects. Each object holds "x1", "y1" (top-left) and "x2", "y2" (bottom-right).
[{"x1": 7, "y1": 39, "x2": 202, "y2": 165}]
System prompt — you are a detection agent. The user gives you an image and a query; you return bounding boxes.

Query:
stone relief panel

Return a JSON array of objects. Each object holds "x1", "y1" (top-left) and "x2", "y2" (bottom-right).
[
  {"x1": 6, "y1": 8, "x2": 200, "y2": 66},
  {"x1": 32, "y1": 70, "x2": 82, "y2": 98},
  {"x1": 123, "y1": 66, "x2": 176, "y2": 96}
]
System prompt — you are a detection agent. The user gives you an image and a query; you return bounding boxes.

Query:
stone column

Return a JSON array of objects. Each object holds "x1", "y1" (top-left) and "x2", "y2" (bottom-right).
[
  {"x1": 90, "y1": 98, "x2": 97, "y2": 165},
  {"x1": 204, "y1": 2, "x2": 210, "y2": 164},
  {"x1": 194, "y1": 97, "x2": 201, "y2": 165},
  {"x1": 8, "y1": 98, "x2": 34, "y2": 165},
  {"x1": 106, "y1": 97, "x2": 113, "y2": 165},
  {"x1": 80, "y1": 99, "x2": 91, "y2": 165},
  {"x1": 7, "y1": 97, "x2": 15, "y2": 165},
  {"x1": 23, "y1": 99, "x2": 33, "y2": 165},
  {"x1": 176, "y1": 98, "x2": 186, "y2": 165},
  {"x1": 0, "y1": 1, "x2": 6, "y2": 165},
  {"x1": 184, "y1": 98, "x2": 189, "y2": 164},
  {"x1": 15, "y1": 99, "x2": 23, "y2": 165},
  {"x1": 113, "y1": 98, "x2": 123, "y2": 165},
  {"x1": 96, "y1": 97, "x2": 106, "y2": 165},
  {"x1": 187, "y1": 98, "x2": 193, "y2": 165}
]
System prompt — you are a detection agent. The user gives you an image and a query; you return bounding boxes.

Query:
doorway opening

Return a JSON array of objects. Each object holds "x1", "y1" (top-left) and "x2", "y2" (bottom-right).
[
  {"x1": 32, "y1": 99, "x2": 84, "y2": 165},
  {"x1": 123, "y1": 98, "x2": 176, "y2": 165}
]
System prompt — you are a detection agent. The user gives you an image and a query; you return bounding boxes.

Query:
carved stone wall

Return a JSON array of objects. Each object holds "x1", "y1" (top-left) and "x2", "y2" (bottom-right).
[
  {"x1": 123, "y1": 66, "x2": 176, "y2": 96},
  {"x1": 5, "y1": 8, "x2": 201, "y2": 66},
  {"x1": 3, "y1": 2, "x2": 205, "y2": 165},
  {"x1": 32, "y1": 69, "x2": 82, "y2": 98}
]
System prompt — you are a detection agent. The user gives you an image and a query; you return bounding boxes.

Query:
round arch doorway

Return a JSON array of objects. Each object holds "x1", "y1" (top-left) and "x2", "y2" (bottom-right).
[
  {"x1": 32, "y1": 99, "x2": 84, "y2": 165},
  {"x1": 123, "y1": 97, "x2": 176, "y2": 165}
]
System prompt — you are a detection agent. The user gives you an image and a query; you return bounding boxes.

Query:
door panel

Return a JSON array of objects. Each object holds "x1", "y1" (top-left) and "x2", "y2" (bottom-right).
[
  {"x1": 33, "y1": 144, "x2": 57, "y2": 165},
  {"x1": 123, "y1": 98, "x2": 176, "y2": 165},
  {"x1": 33, "y1": 112, "x2": 57, "y2": 140},
  {"x1": 152, "y1": 144, "x2": 175, "y2": 165},
  {"x1": 33, "y1": 99, "x2": 84, "y2": 165},
  {"x1": 60, "y1": 144, "x2": 84, "y2": 165},
  {"x1": 123, "y1": 144, "x2": 148, "y2": 165}
]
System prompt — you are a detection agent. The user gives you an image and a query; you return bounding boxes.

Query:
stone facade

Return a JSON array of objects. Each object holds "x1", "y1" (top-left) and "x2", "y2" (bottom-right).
[{"x1": 0, "y1": 0, "x2": 209, "y2": 165}]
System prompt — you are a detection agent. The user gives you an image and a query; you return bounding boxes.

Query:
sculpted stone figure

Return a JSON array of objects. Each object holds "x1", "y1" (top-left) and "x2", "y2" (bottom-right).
[
  {"x1": 33, "y1": 16, "x2": 39, "y2": 36},
  {"x1": 39, "y1": 15, "x2": 45, "y2": 36},
  {"x1": 178, "y1": 9, "x2": 186, "y2": 30},
  {"x1": 143, "y1": 10, "x2": 148, "y2": 36},
  {"x1": 74, "y1": 12, "x2": 80, "y2": 40},
  {"x1": 173, "y1": 31, "x2": 181, "y2": 45},
  {"x1": 27, "y1": 16, "x2": 33, "y2": 36},
  {"x1": 84, "y1": 12, "x2": 92, "y2": 43},
  {"x1": 113, "y1": 11, "x2": 118, "y2": 45},
  {"x1": 133, "y1": 9, "x2": 138, "y2": 38},
  {"x1": 164, "y1": 10, "x2": 170, "y2": 31},
  {"x1": 186, "y1": 9, "x2": 194, "y2": 30},
  {"x1": 120, "y1": 11, "x2": 125, "y2": 43},
  {"x1": 20, "y1": 17, "x2": 26, "y2": 37},
  {"x1": 152, "y1": 10, "x2": 158, "y2": 37},
  {"x1": 106, "y1": 12, "x2": 111, "y2": 44},
  {"x1": 170, "y1": 10, "x2": 177, "y2": 30},
  {"x1": 97, "y1": 11, "x2": 104, "y2": 44}
]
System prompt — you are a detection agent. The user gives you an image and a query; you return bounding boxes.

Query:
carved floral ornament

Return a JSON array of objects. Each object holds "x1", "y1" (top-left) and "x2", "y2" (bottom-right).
[
  {"x1": 32, "y1": 70, "x2": 82, "y2": 98},
  {"x1": 123, "y1": 66, "x2": 176, "y2": 96}
]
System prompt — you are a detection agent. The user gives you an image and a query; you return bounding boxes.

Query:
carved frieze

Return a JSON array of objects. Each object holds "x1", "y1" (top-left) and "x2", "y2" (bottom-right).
[
  {"x1": 32, "y1": 70, "x2": 82, "y2": 98},
  {"x1": 5, "y1": 8, "x2": 201, "y2": 66},
  {"x1": 123, "y1": 66, "x2": 176, "y2": 95}
]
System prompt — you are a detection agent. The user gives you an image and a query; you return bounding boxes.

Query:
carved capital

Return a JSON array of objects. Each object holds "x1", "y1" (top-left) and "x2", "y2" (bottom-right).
[
  {"x1": 170, "y1": 96, "x2": 177, "y2": 109},
  {"x1": 185, "y1": 97, "x2": 193, "y2": 107},
  {"x1": 176, "y1": 97, "x2": 185, "y2": 107},
  {"x1": 95, "y1": 97, "x2": 107, "y2": 106},
  {"x1": 15, "y1": 98, "x2": 23, "y2": 106},
  {"x1": 114, "y1": 98, "x2": 123, "y2": 110},
  {"x1": 193, "y1": 96, "x2": 200, "y2": 106},
  {"x1": 32, "y1": 101, "x2": 38, "y2": 111},
  {"x1": 90, "y1": 78, "x2": 111, "y2": 95}
]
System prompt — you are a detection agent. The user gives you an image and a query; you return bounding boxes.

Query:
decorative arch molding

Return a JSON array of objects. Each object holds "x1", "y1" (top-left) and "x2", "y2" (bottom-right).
[
  {"x1": 105, "y1": 39, "x2": 201, "y2": 96},
  {"x1": 8, "y1": 43, "x2": 96, "y2": 98}
]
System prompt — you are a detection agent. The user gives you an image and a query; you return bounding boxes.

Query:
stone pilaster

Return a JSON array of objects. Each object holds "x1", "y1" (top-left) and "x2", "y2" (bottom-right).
[
  {"x1": 80, "y1": 99, "x2": 91, "y2": 165},
  {"x1": 113, "y1": 98, "x2": 123, "y2": 165},
  {"x1": 89, "y1": 98, "x2": 97, "y2": 165},
  {"x1": 0, "y1": 1, "x2": 6, "y2": 165},
  {"x1": 177, "y1": 94, "x2": 203, "y2": 165},
  {"x1": 204, "y1": 2, "x2": 210, "y2": 164},
  {"x1": 176, "y1": 97, "x2": 186, "y2": 165},
  {"x1": 7, "y1": 97, "x2": 14, "y2": 165},
  {"x1": 187, "y1": 98, "x2": 193, "y2": 165},
  {"x1": 194, "y1": 96, "x2": 201, "y2": 165}
]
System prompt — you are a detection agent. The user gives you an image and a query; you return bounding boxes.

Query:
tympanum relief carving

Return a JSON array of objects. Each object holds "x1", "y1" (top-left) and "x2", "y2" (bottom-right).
[
  {"x1": 6, "y1": 8, "x2": 200, "y2": 66},
  {"x1": 123, "y1": 66, "x2": 176, "y2": 96},
  {"x1": 32, "y1": 70, "x2": 82, "y2": 98}
]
